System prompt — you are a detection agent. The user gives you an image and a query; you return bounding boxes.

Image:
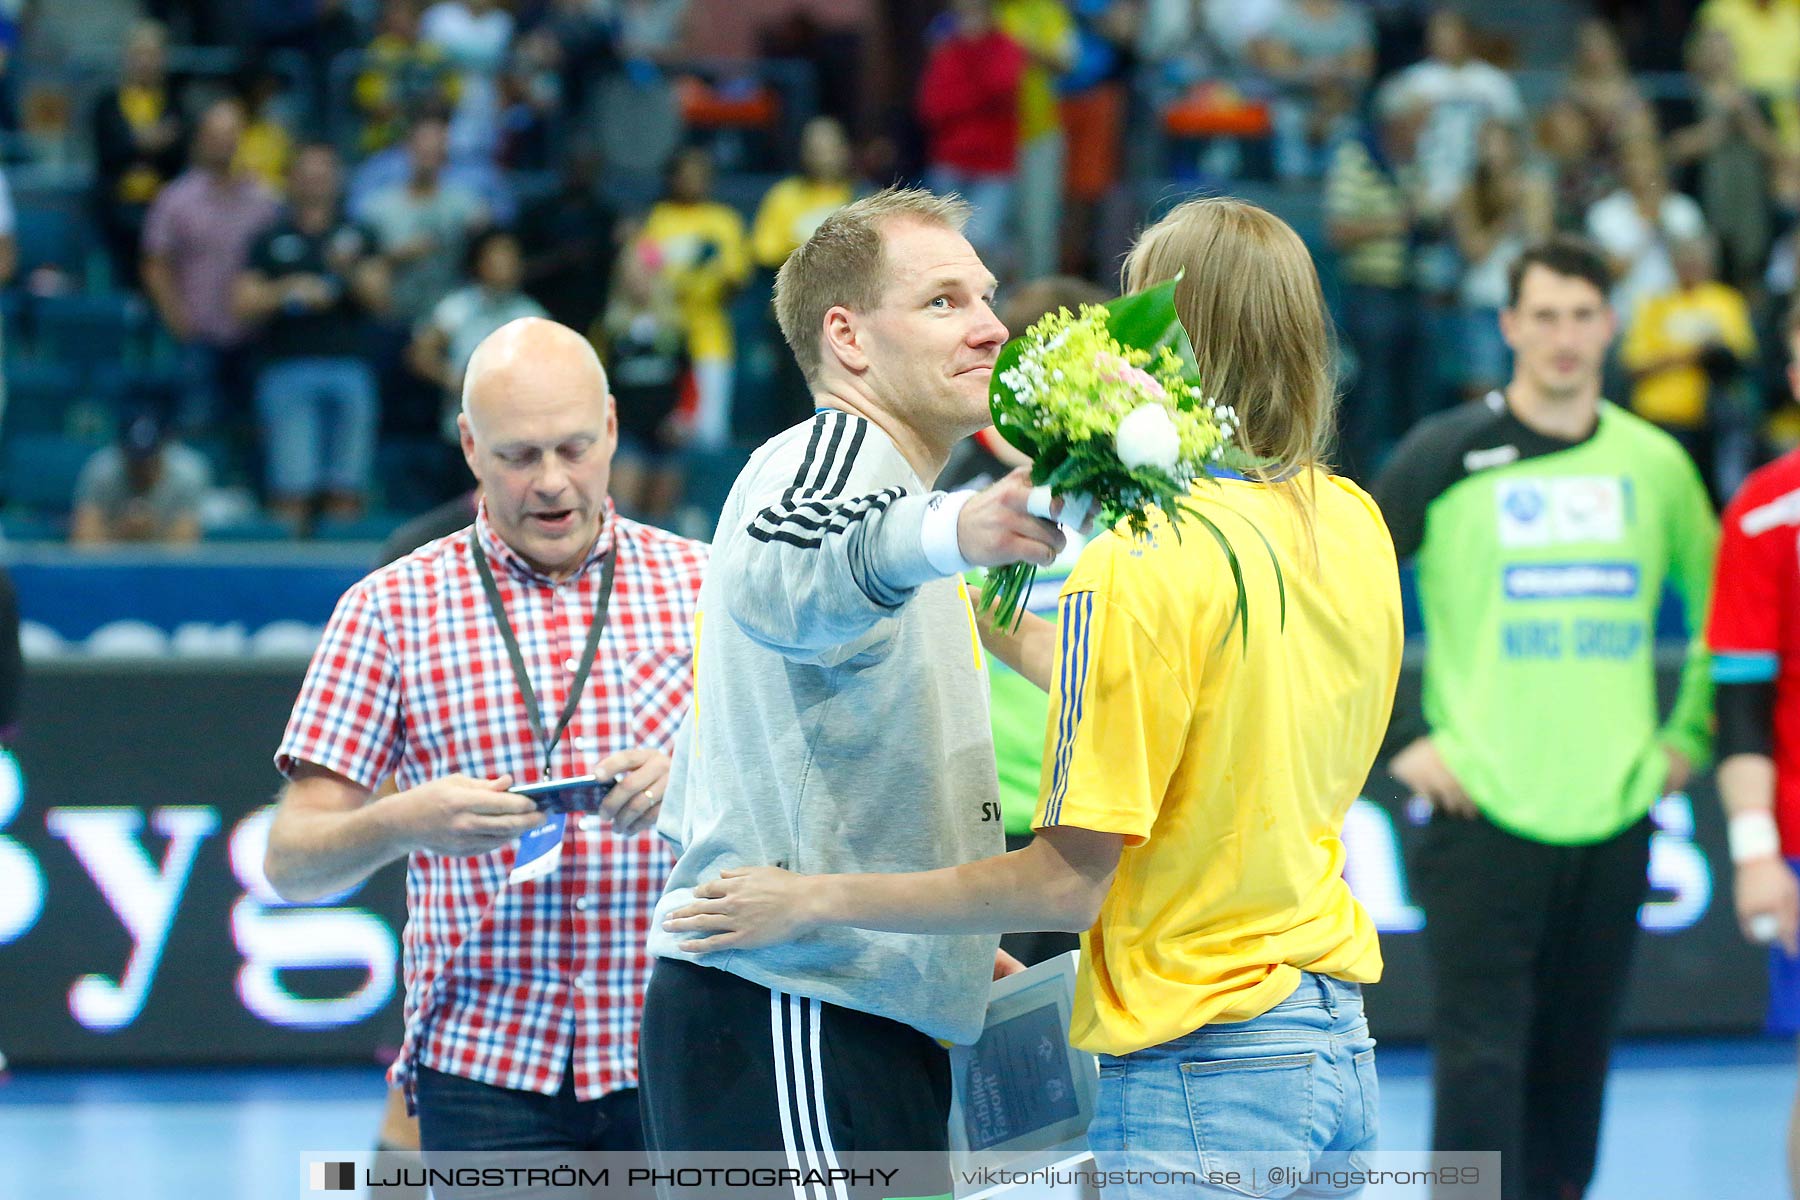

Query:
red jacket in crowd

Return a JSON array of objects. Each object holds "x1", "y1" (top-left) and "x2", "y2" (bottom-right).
[{"x1": 917, "y1": 26, "x2": 1027, "y2": 175}]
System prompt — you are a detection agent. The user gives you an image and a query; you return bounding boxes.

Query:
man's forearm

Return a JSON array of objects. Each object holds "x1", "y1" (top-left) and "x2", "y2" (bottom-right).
[
  {"x1": 141, "y1": 259, "x2": 188, "y2": 336},
  {"x1": 265, "y1": 801, "x2": 408, "y2": 902},
  {"x1": 1719, "y1": 753, "x2": 1778, "y2": 819}
]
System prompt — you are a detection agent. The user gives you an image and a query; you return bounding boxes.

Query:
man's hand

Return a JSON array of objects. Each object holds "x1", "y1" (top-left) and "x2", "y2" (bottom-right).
[
  {"x1": 1662, "y1": 745, "x2": 1693, "y2": 794},
  {"x1": 594, "y1": 748, "x2": 670, "y2": 835},
  {"x1": 994, "y1": 948, "x2": 1026, "y2": 979},
  {"x1": 663, "y1": 866, "x2": 820, "y2": 952},
  {"x1": 1390, "y1": 736, "x2": 1476, "y2": 819},
  {"x1": 1736, "y1": 855, "x2": 1800, "y2": 955},
  {"x1": 383, "y1": 773, "x2": 542, "y2": 856},
  {"x1": 958, "y1": 467, "x2": 1067, "y2": 568}
]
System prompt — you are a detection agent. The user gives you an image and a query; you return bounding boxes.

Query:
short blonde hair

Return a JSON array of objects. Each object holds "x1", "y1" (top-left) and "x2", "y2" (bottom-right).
[{"x1": 773, "y1": 187, "x2": 971, "y2": 386}]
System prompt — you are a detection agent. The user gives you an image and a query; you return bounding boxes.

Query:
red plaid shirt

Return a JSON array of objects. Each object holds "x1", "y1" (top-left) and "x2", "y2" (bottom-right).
[{"x1": 276, "y1": 502, "x2": 706, "y2": 1100}]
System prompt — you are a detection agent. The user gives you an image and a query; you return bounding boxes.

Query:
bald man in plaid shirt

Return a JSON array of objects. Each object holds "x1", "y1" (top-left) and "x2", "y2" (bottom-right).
[{"x1": 264, "y1": 318, "x2": 706, "y2": 1158}]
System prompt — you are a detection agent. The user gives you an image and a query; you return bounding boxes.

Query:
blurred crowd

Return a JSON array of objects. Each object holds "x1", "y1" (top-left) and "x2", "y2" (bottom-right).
[{"x1": 1, "y1": 0, "x2": 1794, "y2": 545}]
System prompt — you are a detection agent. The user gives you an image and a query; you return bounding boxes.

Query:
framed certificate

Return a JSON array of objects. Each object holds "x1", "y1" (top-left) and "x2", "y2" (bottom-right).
[{"x1": 948, "y1": 952, "x2": 1098, "y2": 1196}]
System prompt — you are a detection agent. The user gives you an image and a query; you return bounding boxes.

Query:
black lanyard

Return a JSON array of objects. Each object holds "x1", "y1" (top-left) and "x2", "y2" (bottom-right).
[{"x1": 470, "y1": 530, "x2": 617, "y2": 778}]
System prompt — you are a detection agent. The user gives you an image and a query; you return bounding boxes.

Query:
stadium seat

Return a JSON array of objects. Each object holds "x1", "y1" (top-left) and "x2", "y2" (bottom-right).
[
  {"x1": 313, "y1": 511, "x2": 408, "y2": 542},
  {"x1": 33, "y1": 292, "x2": 148, "y2": 365},
  {"x1": 0, "y1": 510, "x2": 59, "y2": 541},
  {"x1": 13, "y1": 206, "x2": 80, "y2": 279},
  {"x1": 3, "y1": 359, "x2": 81, "y2": 435},
  {"x1": 712, "y1": 172, "x2": 782, "y2": 221},
  {"x1": 204, "y1": 514, "x2": 295, "y2": 542},
  {"x1": 2, "y1": 433, "x2": 96, "y2": 514},
  {"x1": 376, "y1": 436, "x2": 461, "y2": 514}
]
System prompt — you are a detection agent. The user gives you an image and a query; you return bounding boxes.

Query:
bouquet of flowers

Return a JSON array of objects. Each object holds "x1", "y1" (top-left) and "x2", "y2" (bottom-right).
[{"x1": 979, "y1": 278, "x2": 1284, "y2": 642}]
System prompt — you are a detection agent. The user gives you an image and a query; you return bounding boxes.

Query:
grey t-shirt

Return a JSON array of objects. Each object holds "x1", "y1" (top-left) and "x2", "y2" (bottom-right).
[
  {"x1": 74, "y1": 443, "x2": 211, "y2": 534},
  {"x1": 361, "y1": 181, "x2": 487, "y2": 322},
  {"x1": 650, "y1": 410, "x2": 1005, "y2": 1044}
]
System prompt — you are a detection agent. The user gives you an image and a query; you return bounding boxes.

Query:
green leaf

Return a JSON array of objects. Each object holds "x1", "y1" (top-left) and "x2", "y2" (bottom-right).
[
  {"x1": 987, "y1": 332, "x2": 1043, "y2": 460},
  {"x1": 1101, "y1": 275, "x2": 1201, "y2": 381},
  {"x1": 978, "y1": 562, "x2": 1037, "y2": 630},
  {"x1": 1192, "y1": 511, "x2": 1251, "y2": 653},
  {"x1": 1238, "y1": 515, "x2": 1287, "y2": 632}
]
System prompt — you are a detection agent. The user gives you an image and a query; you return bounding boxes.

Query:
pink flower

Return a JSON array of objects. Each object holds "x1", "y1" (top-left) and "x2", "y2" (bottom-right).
[{"x1": 1096, "y1": 353, "x2": 1167, "y2": 400}]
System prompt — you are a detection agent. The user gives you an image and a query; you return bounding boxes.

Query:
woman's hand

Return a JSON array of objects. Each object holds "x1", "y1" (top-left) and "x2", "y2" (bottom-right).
[{"x1": 662, "y1": 866, "x2": 823, "y2": 953}]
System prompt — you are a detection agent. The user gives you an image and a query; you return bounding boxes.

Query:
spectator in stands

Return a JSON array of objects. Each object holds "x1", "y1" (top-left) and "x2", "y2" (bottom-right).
[
  {"x1": 141, "y1": 98, "x2": 282, "y2": 430},
  {"x1": 1538, "y1": 98, "x2": 1616, "y2": 234},
  {"x1": 351, "y1": 105, "x2": 517, "y2": 228},
  {"x1": 751, "y1": 117, "x2": 855, "y2": 271},
  {"x1": 997, "y1": 0, "x2": 1076, "y2": 281},
  {"x1": 1252, "y1": 0, "x2": 1376, "y2": 186},
  {"x1": 751, "y1": 116, "x2": 857, "y2": 431},
  {"x1": 1623, "y1": 233, "x2": 1758, "y2": 499},
  {"x1": 1695, "y1": 0, "x2": 1800, "y2": 149},
  {"x1": 597, "y1": 239, "x2": 688, "y2": 525},
  {"x1": 520, "y1": 146, "x2": 619, "y2": 336},
  {"x1": 253, "y1": 0, "x2": 360, "y2": 125},
  {"x1": 1057, "y1": 0, "x2": 1137, "y2": 278},
  {"x1": 91, "y1": 21, "x2": 187, "y2": 289},
  {"x1": 918, "y1": 0, "x2": 1027, "y2": 269},
  {"x1": 582, "y1": 0, "x2": 690, "y2": 183},
  {"x1": 236, "y1": 144, "x2": 391, "y2": 531},
  {"x1": 360, "y1": 110, "x2": 489, "y2": 326},
  {"x1": 1377, "y1": 10, "x2": 1524, "y2": 218},
  {"x1": 640, "y1": 146, "x2": 749, "y2": 450},
  {"x1": 0, "y1": 163, "x2": 17, "y2": 426},
  {"x1": 356, "y1": 0, "x2": 463, "y2": 155},
  {"x1": 1137, "y1": 0, "x2": 1280, "y2": 70},
  {"x1": 1586, "y1": 136, "x2": 1708, "y2": 326},
  {"x1": 1668, "y1": 27, "x2": 1778, "y2": 292},
  {"x1": 71, "y1": 411, "x2": 211, "y2": 547},
  {"x1": 496, "y1": 25, "x2": 564, "y2": 169},
  {"x1": 409, "y1": 226, "x2": 547, "y2": 438},
  {"x1": 234, "y1": 65, "x2": 296, "y2": 194},
  {"x1": 420, "y1": 0, "x2": 515, "y2": 160},
  {"x1": 1325, "y1": 98, "x2": 1426, "y2": 480},
  {"x1": 1453, "y1": 120, "x2": 1554, "y2": 400},
  {"x1": 1563, "y1": 18, "x2": 1652, "y2": 161}
]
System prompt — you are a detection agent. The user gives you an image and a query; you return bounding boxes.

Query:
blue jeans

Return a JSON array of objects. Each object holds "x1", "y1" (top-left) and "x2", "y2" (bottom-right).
[
  {"x1": 1339, "y1": 285, "x2": 1414, "y2": 481},
  {"x1": 254, "y1": 356, "x2": 378, "y2": 500},
  {"x1": 1092, "y1": 972, "x2": 1379, "y2": 1199},
  {"x1": 1460, "y1": 307, "x2": 1509, "y2": 393},
  {"x1": 415, "y1": 1064, "x2": 643, "y2": 1197},
  {"x1": 924, "y1": 166, "x2": 1014, "y2": 270}
]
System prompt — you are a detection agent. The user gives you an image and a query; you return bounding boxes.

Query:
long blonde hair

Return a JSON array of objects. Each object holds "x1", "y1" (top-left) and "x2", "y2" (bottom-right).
[{"x1": 1123, "y1": 197, "x2": 1336, "y2": 544}]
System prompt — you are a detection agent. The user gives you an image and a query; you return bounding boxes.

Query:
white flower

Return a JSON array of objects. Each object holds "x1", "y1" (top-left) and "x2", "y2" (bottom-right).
[{"x1": 1115, "y1": 403, "x2": 1182, "y2": 475}]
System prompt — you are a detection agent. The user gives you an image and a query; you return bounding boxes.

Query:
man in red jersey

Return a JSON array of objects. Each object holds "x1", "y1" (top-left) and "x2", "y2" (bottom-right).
[{"x1": 1707, "y1": 300, "x2": 1800, "y2": 1199}]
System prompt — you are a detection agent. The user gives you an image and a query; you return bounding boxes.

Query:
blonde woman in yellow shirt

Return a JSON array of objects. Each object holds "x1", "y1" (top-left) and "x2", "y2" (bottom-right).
[
  {"x1": 750, "y1": 116, "x2": 856, "y2": 270},
  {"x1": 641, "y1": 146, "x2": 750, "y2": 449},
  {"x1": 664, "y1": 198, "x2": 1404, "y2": 1187}
]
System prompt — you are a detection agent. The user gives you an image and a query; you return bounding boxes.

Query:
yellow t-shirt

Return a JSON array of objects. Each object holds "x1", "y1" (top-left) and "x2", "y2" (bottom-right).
[
  {"x1": 1034, "y1": 471, "x2": 1401, "y2": 1057},
  {"x1": 236, "y1": 118, "x2": 293, "y2": 194},
  {"x1": 999, "y1": 0, "x2": 1075, "y2": 143},
  {"x1": 1698, "y1": 0, "x2": 1800, "y2": 141},
  {"x1": 117, "y1": 86, "x2": 167, "y2": 205},
  {"x1": 751, "y1": 176, "x2": 853, "y2": 269},
  {"x1": 641, "y1": 200, "x2": 751, "y2": 363},
  {"x1": 1621, "y1": 281, "x2": 1755, "y2": 429},
  {"x1": 1699, "y1": 0, "x2": 1800, "y2": 93}
]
